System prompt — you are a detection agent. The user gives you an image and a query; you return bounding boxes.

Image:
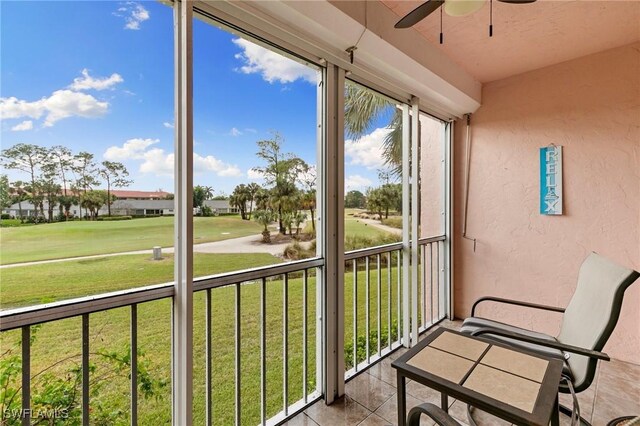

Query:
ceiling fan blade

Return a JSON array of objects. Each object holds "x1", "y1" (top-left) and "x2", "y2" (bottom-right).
[
  {"x1": 497, "y1": 0, "x2": 536, "y2": 3},
  {"x1": 394, "y1": 0, "x2": 445, "y2": 29}
]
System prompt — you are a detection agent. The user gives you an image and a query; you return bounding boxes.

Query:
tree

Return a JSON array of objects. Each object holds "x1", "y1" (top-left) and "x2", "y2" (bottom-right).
[
  {"x1": 300, "y1": 189, "x2": 316, "y2": 232},
  {"x1": 293, "y1": 211, "x2": 307, "y2": 236},
  {"x1": 9, "y1": 180, "x2": 26, "y2": 220},
  {"x1": 380, "y1": 183, "x2": 401, "y2": 218},
  {"x1": 297, "y1": 162, "x2": 317, "y2": 231},
  {"x1": 366, "y1": 187, "x2": 385, "y2": 219},
  {"x1": 1, "y1": 143, "x2": 48, "y2": 218},
  {"x1": 203, "y1": 186, "x2": 214, "y2": 200},
  {"x1": 230, "y1": 184, "x2": 249, "y2": 220},
  {"x1": 48, "y1": 146, "x2": 74, "y2": 196},
  {"x1": 344, "y1": 82, "x2": 402, "y2": 176},
  {"x1": 253, "y1": 133, "x2": 305, "y2": 233},
  {"x1": 39, "y1": 177, "x2": 61, "y2": 222},
  {"x1": 193, "y1": 185, "x2": 208, "y2": 213},
  {"x1": 73, "y1": 152, "x2": 100, "y2": 219},
  {"x1": 81, "y1": 190, "x2": 112, "y2": 220},
  {"x1": 253, "y1": 209, "x2": 275, "y2": 243},
  {"x1": 0, "y1": 175, "x2": 10, "y2": 209},
  {"x1": 246, "y1": 182, "x2": 261, "y2": 220},
  {"x1": 345, "y1": 190, "x2": 366, "y2": 209},
  {"x1": 99, "y1": 161, "x2": 133, "y2": 216},
  {"x1": 254, "y1": 188, "x2": 269, "y2": 211},
  {"x1": 58, "y1": 194, "x2": 78, "y2": 219}
]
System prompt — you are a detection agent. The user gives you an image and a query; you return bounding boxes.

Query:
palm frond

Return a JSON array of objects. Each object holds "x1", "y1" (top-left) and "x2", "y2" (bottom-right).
[{"x1": 344, "y1": 84, "x2": 394, "y2": 140}]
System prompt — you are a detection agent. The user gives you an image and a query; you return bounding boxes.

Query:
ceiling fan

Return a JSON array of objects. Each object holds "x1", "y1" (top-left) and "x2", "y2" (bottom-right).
[{"x1": 394, "y1": 0, "x2": 536, "y2": 30}]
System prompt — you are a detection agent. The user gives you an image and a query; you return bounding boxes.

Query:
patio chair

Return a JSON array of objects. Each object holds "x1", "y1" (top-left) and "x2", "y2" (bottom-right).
[
  {"x1": 408, "y1": 403, "x2": 462, "y2": 426},
  {"x1": 460, "y1": 251, "x2": 639, "y2": 426}
]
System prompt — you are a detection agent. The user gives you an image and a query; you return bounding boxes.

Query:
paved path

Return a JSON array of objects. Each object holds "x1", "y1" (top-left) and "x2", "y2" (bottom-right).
[
  {"x1": 355, "y1": 218, "x2": 403, "y2": 235},
  {"x1": 1, "y1": 232, "x2": 309, "y2": 269}
]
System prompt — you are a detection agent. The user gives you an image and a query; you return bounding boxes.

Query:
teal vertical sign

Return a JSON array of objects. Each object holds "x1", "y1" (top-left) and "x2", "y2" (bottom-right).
[{"x1": 540, "y1": 145, "x2": 563, "y2": 215}]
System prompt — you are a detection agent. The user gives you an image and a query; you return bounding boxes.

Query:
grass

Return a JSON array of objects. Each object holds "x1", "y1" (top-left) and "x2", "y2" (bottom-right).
[
  {"x1": 0, "y1": 252, "x2": 414, "y2": 426},
  {"x1": 0, "y1": 216, "x2": 262, "y2": 265},
  {"x1": 344, "y1": 215, "x2": 393, "y2": 239},
  {"x1": 0, "y1": 253, "x2": 280, "y2": 309},
  {"x1": 0, "y1": 211, "x2": 410, "y2": 424},
  {"x1": 381, "y1": 216, "x2": 402, "y2": 229}
]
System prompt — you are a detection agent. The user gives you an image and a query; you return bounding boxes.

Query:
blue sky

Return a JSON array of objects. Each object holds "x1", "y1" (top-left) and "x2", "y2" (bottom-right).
[{"x1": 1, "y1": 1, "x2": 392, "y2": 195}]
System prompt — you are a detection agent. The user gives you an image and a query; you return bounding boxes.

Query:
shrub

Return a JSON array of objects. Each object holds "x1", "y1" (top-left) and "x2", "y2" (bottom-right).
[
  {"x1": 282, "y1": 241, "x2": 316, "y2": 260},
  {"x1": 131, "y1": 214, "x2": 161, "y2": 219},
  {"x1": 344, "y1": 233, "x2": 401, "y2": 252},
  {"x1": 1, "y1": 213, "x2": 10, "y2": 220},
  {"x1": 96, "y1": 215, "x2": 132, "y2": 221},
  {"x1": 381, "y1": 216, "x2": 402, "y2": 229},
  {"x1": 344, "y1": 320, "x2": 399, "y2": 370},
  {"x1": 0, "y1": 219, "x2": 24, "y2": 227},
  {"x1": 0, "y1": 327, "x2": 167, "y2": 425}
]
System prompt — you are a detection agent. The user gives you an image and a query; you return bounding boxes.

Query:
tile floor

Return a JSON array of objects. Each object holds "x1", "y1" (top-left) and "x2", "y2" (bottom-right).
[{"x1": 286, "y1": 321, "x2": 640, "y2": 426}]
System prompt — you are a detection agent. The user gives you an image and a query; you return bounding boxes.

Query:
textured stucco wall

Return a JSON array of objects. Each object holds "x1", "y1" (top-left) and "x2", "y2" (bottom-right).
[{"x1": 452, "y1": 43, "x2": 640, "y2": 363}]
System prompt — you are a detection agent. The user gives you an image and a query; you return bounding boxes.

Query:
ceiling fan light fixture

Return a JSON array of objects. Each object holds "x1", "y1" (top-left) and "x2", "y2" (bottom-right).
[{"x1": 443, "y1": 0, "x2": 484, "y2": 17}]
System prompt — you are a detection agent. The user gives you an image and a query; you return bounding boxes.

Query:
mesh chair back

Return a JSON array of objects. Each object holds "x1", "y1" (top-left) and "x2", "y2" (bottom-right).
[{"x1": 557, "y1": 252, "x2": 639, "y2": 390}]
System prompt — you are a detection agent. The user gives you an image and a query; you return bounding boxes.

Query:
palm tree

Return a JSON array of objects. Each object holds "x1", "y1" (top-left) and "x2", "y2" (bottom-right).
[
  {"x1": 246, "y1": 182, "x2": 261, "y2": 220},
  {"x1": 203, "y1": 186, "x2": 214, "y2": 200},
  {"x1": 344, "y1": 82, "x2": 403, "y2": 176},
  {"x1": 10, "y1": 180, "x2": 26, "y2": 221},
  {"x1": 253, "y1": 209, "x2": 275, "y2": 243}
]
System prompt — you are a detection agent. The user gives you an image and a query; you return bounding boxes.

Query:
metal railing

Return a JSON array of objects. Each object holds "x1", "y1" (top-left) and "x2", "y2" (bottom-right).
[
  {"x1": 343, "y1": 235, "x2": 447, "y2": 379},
  {"x1": 418, "y1": 236, "x2": 447, "y2": 333},
  {"x1": 344, "y1": 242, "x2": 403, "y2": 378},
  {"x1": 1, "y1": 237, "x2": 448, "y2": 425},
  {"x1": 0, "y1": 258, "x2": 323, "y2": 426}
]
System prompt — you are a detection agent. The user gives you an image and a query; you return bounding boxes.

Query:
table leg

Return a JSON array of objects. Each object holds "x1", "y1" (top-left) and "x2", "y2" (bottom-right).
[
  {"x1": 551, "y1": 394, "x2": 560, "y2": 426},
  {"x1": 397, "y1": 374, "x2": 406, "y2": 426},
  {"x1": 441, "y1": 393, "x2": 449, "y2": 413}
]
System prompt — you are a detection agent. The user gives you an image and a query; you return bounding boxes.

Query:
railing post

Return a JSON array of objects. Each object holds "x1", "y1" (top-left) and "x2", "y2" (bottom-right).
[
  {"x1": 402, "y1": 104, "x2": 411, "y2": 347},
  {"x1": 21, "y1": 326, "x2": 30, "y2": 426},
  {"x1": 172, "y1": 0, "x2": 193, "y2": 424},
  {"x1": 321, "y1": 63, "x2": 345, "y2": 402},
  {"x1": 410, "y1": 98, "x2": 420, "y2": 345},
  {"x1": 444, "y1": 121, "x2": 454, "y2": 318}
]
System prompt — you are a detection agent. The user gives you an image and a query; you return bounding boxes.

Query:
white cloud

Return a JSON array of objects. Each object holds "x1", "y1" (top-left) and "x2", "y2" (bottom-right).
[
  {"x1": 69, "y1": 69, "x2": 124, "y2": 91},
  {"x1": 229, "y1": 127, "x2": 242, "y2": 137},
  {"x1": 232, "y1": 38, "x2": 317, "y2": 84},
  {"x1": 0, "y1": 90, "x2": 109, "y2": 127},
  {"x1": 11, "y1": 120, "x2": 33, "y2": 131},
  {"x1": 345, "y1": 127, "x2": 390, "y2": 169},
  {"x1": 104, "y1": 138, "x2": 159, "y2": 160},
  {"x1": 244, "y1": 128, "x2": 257, "y2": 134},
  {"x1": 163, "y1": 122, "x2": 174, "y2": 129},
  {"x1": 247, "y1": 169, "x2": 265, "y2": 180},
  {"x1": 195, "y1": 153, "x2": 242, "y2": 177},
  {"x1": 115, "y1": 3, "x2": 150, "y2": 30},
  {"x1": 105, "y1": 139, "x2": 242, "y2": 178},
  {"x1": 140, "y1": 148, "x2": 173, "y2": 175},
  {"x1": 345, "y1": 174, "x2": 373, "y2": 190}
]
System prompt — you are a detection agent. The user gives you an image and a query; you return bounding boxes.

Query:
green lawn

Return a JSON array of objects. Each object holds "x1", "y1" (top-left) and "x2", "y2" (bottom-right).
[
  {"x1": 344, "y1": 216, "x2": 391, "y2": 239},
  {"x1": 0, "y1": 252, "x2": 411, "y2": 426},
  {"x1": 0, "y1": 212, "x2": 410, "y2": 425},
  {"x1": 0, "y1": 253, "x2": 280, "y2": 309},
  {"x1": 0, "y1": 216, "x2": 262, "y2": 265}
]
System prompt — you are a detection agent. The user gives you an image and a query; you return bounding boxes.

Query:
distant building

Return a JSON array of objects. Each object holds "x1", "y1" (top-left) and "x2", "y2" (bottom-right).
[{"x1": 2, "y1": 190, "x2": 239, "y2": 219}]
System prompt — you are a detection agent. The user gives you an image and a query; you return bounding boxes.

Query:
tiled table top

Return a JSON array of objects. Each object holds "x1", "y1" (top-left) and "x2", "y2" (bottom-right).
[{"x1": 393, "y1": 327, "x2": 564, "y2": 425}]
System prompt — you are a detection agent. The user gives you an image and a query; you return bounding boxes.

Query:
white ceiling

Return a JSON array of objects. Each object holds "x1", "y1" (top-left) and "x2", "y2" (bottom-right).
[{"x1": 381, "y1": 0, "x2": 640, "y2": 82}]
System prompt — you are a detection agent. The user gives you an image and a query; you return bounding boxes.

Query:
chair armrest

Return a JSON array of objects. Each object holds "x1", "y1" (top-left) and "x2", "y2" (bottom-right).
[
  {"x1": 408, "y1": 403, "x2": 462, "y2": 426},
  {"x1": 470, "y1": 327, "x2": 610, "y2": 361},
  {"x1": 471, "y1": 296, "x2": 565, "y2": 317}
]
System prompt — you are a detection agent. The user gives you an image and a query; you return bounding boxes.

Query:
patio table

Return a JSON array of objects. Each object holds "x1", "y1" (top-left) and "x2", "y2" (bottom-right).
[{"x1": 391, "y1": 327, "x2": 564, "y2": 426}]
